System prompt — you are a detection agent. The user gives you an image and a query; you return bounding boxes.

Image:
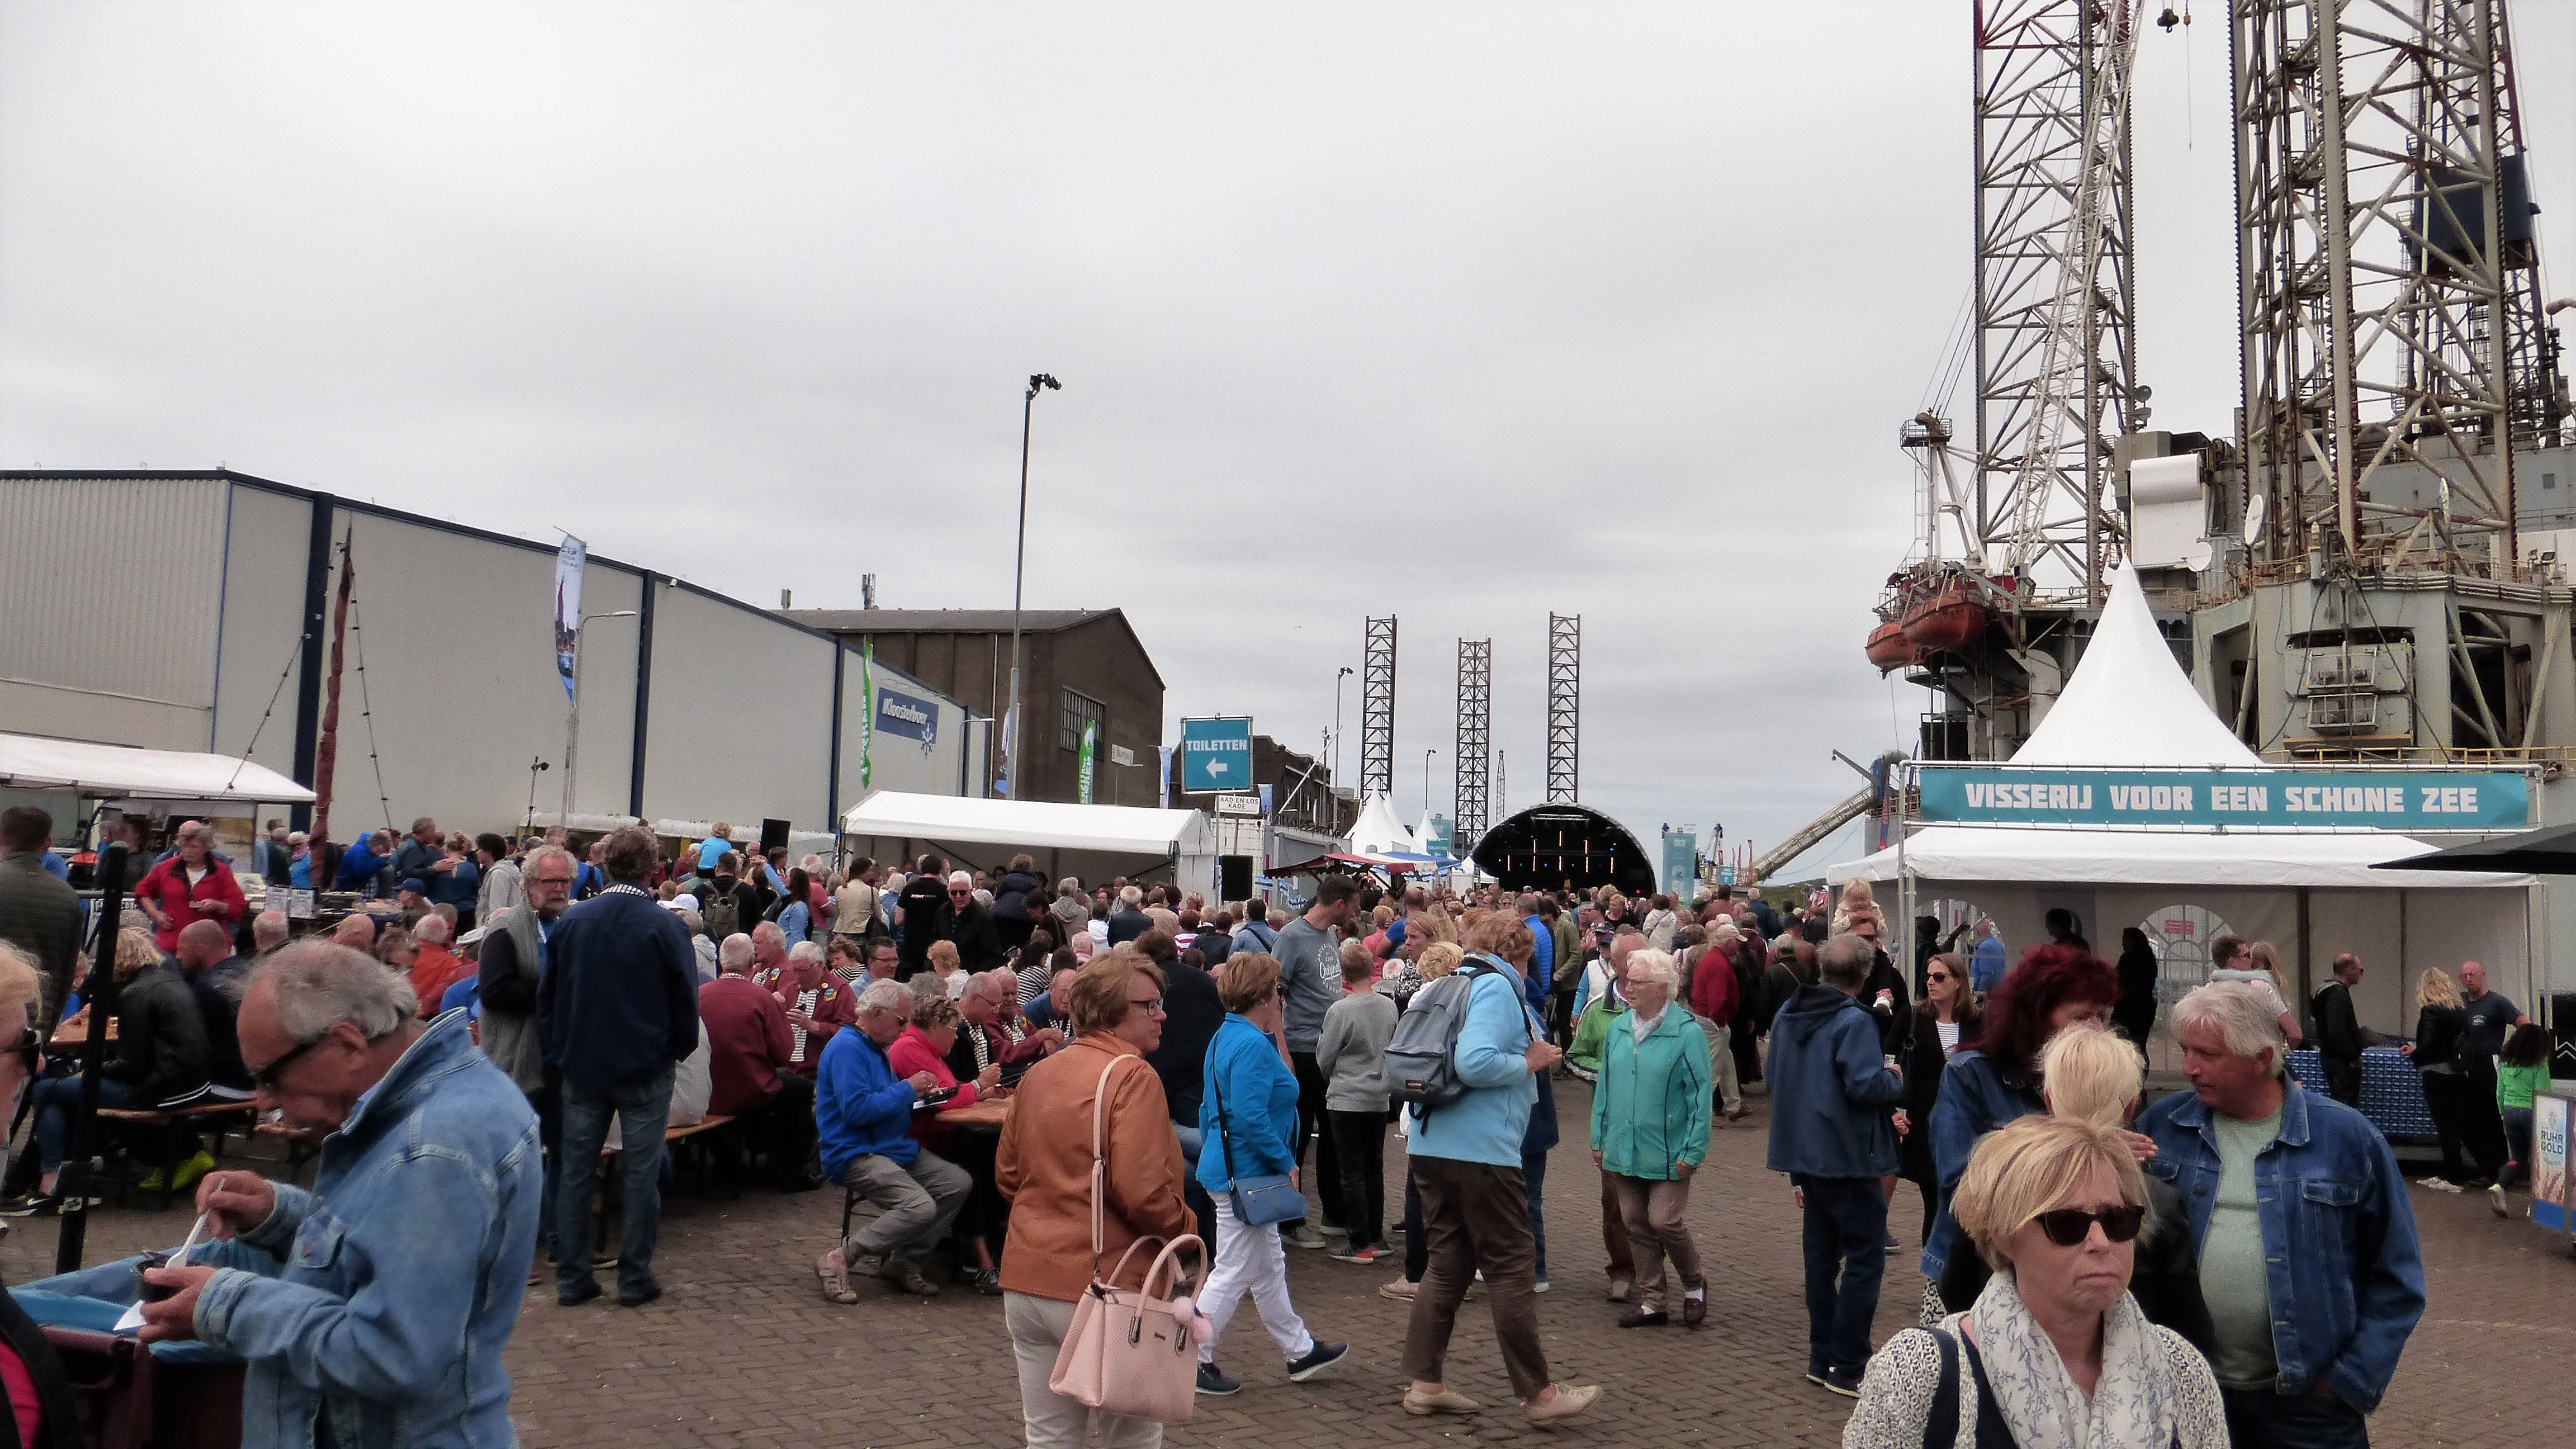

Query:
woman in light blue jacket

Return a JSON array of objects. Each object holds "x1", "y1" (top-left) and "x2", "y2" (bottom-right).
[
  {"x1": 1589, "y1": 948, "x2": 1711, "y2": 1329},
  {"x1": 1192, "y1": 954, "x2": 1347, "y2": 1397}
]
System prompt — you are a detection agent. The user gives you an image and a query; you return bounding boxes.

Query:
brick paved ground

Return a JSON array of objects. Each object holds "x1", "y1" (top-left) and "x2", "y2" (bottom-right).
[{"x1": 3, "y1": 1082, "x2": 2569, "y2": 1447}]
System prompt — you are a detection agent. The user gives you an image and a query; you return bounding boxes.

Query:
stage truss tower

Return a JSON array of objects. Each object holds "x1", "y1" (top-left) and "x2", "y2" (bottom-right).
[
  {"x1": 1361, "y1": 616, "x2": 1397, "y2": 801},
  {"x1": 1546, "y1": 614, "x2": 1580, "y2": 803},
  {"x1": 1454, "y1": 639, "x2": 1491, "y2": 851}
]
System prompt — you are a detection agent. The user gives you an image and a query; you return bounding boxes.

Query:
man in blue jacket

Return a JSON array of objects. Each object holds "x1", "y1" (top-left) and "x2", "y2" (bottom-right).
[
  {"x1": 1765, "y1": 932, "x2": 1905, "y2": 1398},
  {"x1": 2141, "y1": 981, "x2": 2423, "y2": 1449},
  {"x1": 537, "y1": 825, "x2": 700, "y2": 1308},
  {"x1": 1399, "y1": 921, "x2": 1597, "y2": 1427},
  {"x1": 813, "y1": 978, "x2": 964, "y2": 1300}
]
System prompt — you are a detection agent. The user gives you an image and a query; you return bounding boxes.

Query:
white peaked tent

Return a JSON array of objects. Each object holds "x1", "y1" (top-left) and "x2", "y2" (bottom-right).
[
  {"x1": 1349, "y1": 794, "x2": 1431, "y2": 860},
  {"x1": 1825, "y1": 566, "x2": 2532, "y2": 1031}
]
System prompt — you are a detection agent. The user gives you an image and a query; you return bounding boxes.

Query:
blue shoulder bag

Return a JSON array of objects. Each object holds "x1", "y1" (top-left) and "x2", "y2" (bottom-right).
[{"x1": 1213, "y1": 1066, "x2": 1308, "y2": 1227}]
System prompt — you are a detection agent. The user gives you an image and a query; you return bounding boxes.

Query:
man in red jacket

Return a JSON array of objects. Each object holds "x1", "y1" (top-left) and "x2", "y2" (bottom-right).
[
  {"x1": 1690, "y1": 926, "x2": 1745, "y2": 1123},
  {"x1": 701, "y1": 935, "x2": 820, "y2": 1190}
]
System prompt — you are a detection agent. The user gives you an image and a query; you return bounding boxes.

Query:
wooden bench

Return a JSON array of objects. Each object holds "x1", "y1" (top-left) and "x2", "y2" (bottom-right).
[{"x1": 96, "y1": 1101, "x2": 260, "y2": 1208}]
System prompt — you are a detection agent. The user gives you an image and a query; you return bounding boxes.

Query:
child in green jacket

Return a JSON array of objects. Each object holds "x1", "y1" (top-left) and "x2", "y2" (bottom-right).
[{"x1": 2494, "y1": 1022, "x2": 2553, "y2": 1215}]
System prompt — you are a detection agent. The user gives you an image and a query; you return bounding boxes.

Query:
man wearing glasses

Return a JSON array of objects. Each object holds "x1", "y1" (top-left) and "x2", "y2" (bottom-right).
[
  {"x1": 129, "y1": 942, "x2": 542, "y2": 1448},
  {"x1": 932, "y1": 870, "x2": 1003, "y2": 973},
  {"x1": 476, "y1": 846, "x2": 578, "y2": 1239}
]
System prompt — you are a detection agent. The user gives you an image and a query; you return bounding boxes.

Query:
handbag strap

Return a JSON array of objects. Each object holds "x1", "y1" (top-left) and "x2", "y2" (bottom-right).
[
  {"x1": 1085, "y1": 1050, "x2": 1138, "y2": 1274},
  {"x1": 1211, "y1": 1053, "x2": 1240, "y2": 1183}
]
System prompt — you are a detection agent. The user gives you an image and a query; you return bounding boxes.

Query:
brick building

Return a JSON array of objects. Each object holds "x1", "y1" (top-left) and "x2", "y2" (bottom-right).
[{"x1": 784, "y1": 608, "x2": 1164, "y2": 807}]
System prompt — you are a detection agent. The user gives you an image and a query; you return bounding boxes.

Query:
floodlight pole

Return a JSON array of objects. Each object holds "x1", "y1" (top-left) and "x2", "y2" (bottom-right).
[{"x1": 1006, "y1": 373, "x2": 1060, "y2": 799}]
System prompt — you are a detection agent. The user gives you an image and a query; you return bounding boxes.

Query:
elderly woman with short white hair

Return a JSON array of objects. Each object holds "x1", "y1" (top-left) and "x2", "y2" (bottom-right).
[
  {"x1": 1589, "y1": 948, "x2": 1711, "y2": 1329},
  {"x1": 1843, "y1": 1115, "x2": 2226, "y2": 1449}
]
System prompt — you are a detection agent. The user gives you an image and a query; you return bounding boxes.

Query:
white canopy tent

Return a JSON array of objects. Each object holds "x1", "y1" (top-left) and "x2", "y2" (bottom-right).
[
  {"x1": 840, "y1": 789, "x2": 1219, "y2": 896},
  {"x1": 1825, "y1": 567, "x2": 2533, "y2": 1034},
  {"x1": 0, "y1": 730, "x2": 314, "y2": 816}
]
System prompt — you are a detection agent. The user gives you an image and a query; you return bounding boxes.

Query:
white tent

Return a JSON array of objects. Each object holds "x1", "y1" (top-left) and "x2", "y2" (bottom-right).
[
  {"x1": 1349, "y1": 794, "x2": 1432, "y2": 861},
  {"x1": 840, "y1": 789, "x2": 1218, "y2": 896},
  {"x1": 1824, "y1": 566, "x2": 2532, "y2": 1032},
  {"x1": 0, "y1": 730, "x2": 313, "y2": 814}
]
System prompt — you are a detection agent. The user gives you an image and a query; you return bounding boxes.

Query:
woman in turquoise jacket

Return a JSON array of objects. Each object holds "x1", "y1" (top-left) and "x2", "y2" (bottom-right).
[
  {"x1": 1589, "y1": 948, "x2": 1712, "y2": 1328},
  {"x1": 1192, "y1": 954, "x2": 1346, "y2": 1395}
]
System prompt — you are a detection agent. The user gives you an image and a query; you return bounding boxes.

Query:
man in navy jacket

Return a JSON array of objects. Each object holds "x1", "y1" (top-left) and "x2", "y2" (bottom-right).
[
  {"x1": 538, "y1": 825, "x2": 699, "y2": 1309},
  {"x1": 815, "y1": 978, "x2": 964, "y2": 1299},
  {"x1": 1765, "y1": 933, "x2": 1905, "y2": 1398}
]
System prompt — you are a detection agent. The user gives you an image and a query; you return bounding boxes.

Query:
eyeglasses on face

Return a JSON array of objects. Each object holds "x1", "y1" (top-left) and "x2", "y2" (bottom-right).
[
  {"x1": 2033, "y1": 1204, "x2": 2144, "y2": 1247},
  {"x1": 250, "y1": 1035, "x2": 325, "y2": 1092},
  {"x1": 1126, "y1": 995, "x2": 1165, "y2": 1015}
]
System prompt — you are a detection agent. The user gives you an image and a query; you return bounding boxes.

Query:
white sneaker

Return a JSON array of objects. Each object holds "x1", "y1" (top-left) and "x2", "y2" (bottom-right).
[
  {"x1": 1282, "y1": 1223, "x2": 1327, "y2": 1250},
  {"x1": 2489, "y1": 1182, "x2": 2509, "y2": 1218},
  {"x1": 1533, "y1": 1276, "x2": 1551, "y2": 1294}
]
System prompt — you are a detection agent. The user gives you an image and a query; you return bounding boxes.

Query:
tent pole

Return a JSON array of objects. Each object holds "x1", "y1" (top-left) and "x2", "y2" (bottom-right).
[{"x1": 2295, "y1": 887, "x2": 2314, "y2": 1040}]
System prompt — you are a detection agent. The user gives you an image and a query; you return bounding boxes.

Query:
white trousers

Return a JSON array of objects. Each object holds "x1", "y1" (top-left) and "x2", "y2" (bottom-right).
[
  {"x1": 1702, "y1": 1018, "x2": 1742, "y2": 1115},
  {"x1": 1004, "y1": 1291, "x2": 1163, "y2": 1449},
  {"x1": 1195, "y1": 1194, "x2": 1315, "y2": 1367}
]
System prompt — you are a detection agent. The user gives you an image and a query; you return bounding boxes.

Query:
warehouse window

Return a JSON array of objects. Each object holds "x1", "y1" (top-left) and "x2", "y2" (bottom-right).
[{"x1": 1060, "y1": 689, "x2": 1106, "y2": 752}]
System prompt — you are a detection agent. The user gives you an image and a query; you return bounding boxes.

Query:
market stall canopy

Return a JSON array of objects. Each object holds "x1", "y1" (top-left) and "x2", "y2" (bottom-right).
[
  {"x1": 2374, "y1": 822, "x2": 2576, "y2": 876},
  {"x1": 840, "y1": 789, "x2": 1214, "y2": 858},
  {"x1": 0, "y1": 731, "x2": 313, "y2": 810}
]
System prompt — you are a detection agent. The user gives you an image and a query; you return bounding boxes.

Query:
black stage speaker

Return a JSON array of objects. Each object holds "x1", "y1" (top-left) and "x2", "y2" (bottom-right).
[
  {"x1": 1219, "y1": 855, "x2": 1256, "y2": 902},
  {"x1": 760, "y1": 818, "x2": 790, "y2": 857}
]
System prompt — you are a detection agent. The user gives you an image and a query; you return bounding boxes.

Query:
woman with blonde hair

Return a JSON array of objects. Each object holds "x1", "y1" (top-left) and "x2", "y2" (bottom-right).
[
  {"x1": 1934, "y1": 1025, "x2": 2214, "y2": 1353},
  {"x1": 2401, "y1": 967, "x2": 2472, "y2": 1187},
  {"x1": 8, "y1": 928, "x2": 211, "y2": 1216},
  {"x1": 1845, "y1": 1115, "x2": 2227, "y2": 1449}
]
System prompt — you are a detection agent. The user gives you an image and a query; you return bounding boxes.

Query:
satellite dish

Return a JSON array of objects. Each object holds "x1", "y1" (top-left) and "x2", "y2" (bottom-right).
[
  {"x1": 2242, "y1": 496, "x2": 2267, "y2": 547},
  {"x1": 2185, "y1": 539, "x2": 2215, "y2": 572}
]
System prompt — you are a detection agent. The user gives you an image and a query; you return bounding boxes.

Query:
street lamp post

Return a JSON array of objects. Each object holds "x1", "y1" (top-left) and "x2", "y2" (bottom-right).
[
  {"x1": 562, "y1": 609, "x2": 638, "y2": 825},
  {"x1": 1333, "y1": 666, "x2": 1352, "y2": 788},
  {"x1": 1424, "y1": 748, "x2": 1436, "y2": 820},
  {"x1": 1005, "y1": 373, "x2": 1061, "y2": 800}
]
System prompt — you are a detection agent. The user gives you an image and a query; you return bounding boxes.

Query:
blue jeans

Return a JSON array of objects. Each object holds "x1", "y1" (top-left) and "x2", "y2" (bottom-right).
[
  {"x1": 2223, "y1": 1386, "x2": 2371, "y2": 1449},
  {"x1": 34, "y1": 1077, "x2": 139, "y2": 1175},
  {"x1": 555, "y1": 1065, "x2": 674, "y2": 1298},
  {"x1": 2501, "y1": 1106, "x2": 2535, "y2": 1191},
  {"x1": 1797, "y1": 1175, "x2": 1886, "y2": 1377},
  {"x1": 1522, "y1": 1149, "x2": 1549, "y2": 1280}
]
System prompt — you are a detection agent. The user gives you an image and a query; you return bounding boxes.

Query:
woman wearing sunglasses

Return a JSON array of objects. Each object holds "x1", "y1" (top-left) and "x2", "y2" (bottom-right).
[
  {"x1": 1895, "y1": 954, "x2": 1981, "y2": 1246},
  {"x1": 1935, "y1": 1025, "x2": 2214, "y2": 1357},
  {"x1": 1844, "y1": 1112, "x2": 2227, "y2": 1449}
]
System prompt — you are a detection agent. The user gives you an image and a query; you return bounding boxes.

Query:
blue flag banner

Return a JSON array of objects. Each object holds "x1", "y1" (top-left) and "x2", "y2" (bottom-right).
[{"x1": 1915, "y1": 767, "x2": 2531, "y2": 831}]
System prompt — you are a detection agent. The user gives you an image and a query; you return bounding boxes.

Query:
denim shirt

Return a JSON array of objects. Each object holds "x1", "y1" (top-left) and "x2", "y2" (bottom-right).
[
  {"x1": 1918, "y1": 1049, "x2": 2043, "y2": 1281},
  {"x1": 198, "y1": 1014, "x2": 543, "y2": 1448},
  {"x1": 2138, "y1": 1081, "x2": 2425, "y2": 1412}
]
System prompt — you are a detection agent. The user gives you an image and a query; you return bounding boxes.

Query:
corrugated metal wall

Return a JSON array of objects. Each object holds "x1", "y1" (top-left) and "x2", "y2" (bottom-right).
[
  {"x1": 0, "y1": 476, "x2": 228, "y2": 745},
  {"x1": 645, "y1": 581, "x2": 837, "y2": 831}
]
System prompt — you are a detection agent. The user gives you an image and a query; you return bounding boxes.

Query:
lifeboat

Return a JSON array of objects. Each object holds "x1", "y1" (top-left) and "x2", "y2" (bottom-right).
[
  {"x1": 1865, "y1": 619, "x2": 1917, "y2": 673},
  {"x1": 1899, "y1": 574, "x2": 1990, "y2": 654}
]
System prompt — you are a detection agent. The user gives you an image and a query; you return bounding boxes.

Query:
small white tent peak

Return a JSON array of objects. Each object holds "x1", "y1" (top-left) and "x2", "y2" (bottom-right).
[
  {"x1": 2011, "y1": 564, "x2": 2262, "y2": 768},
  {"x1": 1348, "y1": 794, "x2": 1420, "y2": 858}
]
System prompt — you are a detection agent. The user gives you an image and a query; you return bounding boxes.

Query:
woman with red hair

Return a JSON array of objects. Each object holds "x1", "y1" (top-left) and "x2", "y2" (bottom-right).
[{"x1": 1915, "y1": 943, "x2": 2115, "y2": 1317}]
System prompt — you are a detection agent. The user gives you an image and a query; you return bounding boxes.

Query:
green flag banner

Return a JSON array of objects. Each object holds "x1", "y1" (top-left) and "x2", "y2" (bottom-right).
[{"x1": 1078, "y1": 721, "x2": 1097, "y2": 804}]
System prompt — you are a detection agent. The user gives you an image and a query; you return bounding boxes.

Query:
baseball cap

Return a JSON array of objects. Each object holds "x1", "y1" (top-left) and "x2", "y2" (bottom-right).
[
  {"x1": 399, "y1": 878, "x2": 428, "y2": 894},
  {"x1": 664, "y1": 892, "x2": 701, "y2": 913}
]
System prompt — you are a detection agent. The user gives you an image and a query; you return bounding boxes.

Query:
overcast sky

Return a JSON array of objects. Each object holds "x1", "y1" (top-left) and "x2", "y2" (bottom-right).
[{"x1": 6, "y1": 2, "x2": 2572, "y2": 876}]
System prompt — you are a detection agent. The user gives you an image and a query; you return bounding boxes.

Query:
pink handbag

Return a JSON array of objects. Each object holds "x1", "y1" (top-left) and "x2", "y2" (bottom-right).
[{"x1": 1046, "y1": 1054, "x2": 1204, "y2": 1425}]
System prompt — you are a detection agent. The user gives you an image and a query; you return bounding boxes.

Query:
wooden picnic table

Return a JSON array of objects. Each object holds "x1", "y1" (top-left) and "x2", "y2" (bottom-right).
[
  {"x1": 46, "y1": 1019, "x2": 117, "y2": 1050},
  {"x1": 939, "y1": 1095, "x2": 1014, "y2": 1131}
]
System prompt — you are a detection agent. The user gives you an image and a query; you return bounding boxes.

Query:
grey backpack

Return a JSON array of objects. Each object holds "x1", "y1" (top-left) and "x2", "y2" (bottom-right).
[{"x1": 1385, "y1": 957, "x2": 1526, "y2": 1119}]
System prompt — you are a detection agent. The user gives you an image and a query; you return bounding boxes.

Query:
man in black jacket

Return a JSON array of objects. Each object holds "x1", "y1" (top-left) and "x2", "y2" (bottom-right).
[
  {"x1": 934, "y1": 873, "x2": 1005, "y2": 972},
  {"x1": 1137, "y1": 932, "x2": 1226, "y2": 1245},
  {"x1": 893, "y1": 856, "x2": 949, "y2": 977},
  {"x1": 2312, "y1": 952, "x2": 2374, "y2": 1107},
  {"x1": 537, "y1": 826, "x2": 699, "y2": 1308}
]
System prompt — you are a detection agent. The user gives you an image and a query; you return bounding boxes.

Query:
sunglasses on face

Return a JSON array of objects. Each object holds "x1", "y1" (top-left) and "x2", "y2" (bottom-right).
[
  {"x1": 250, "y1": 1035, "x2": 324, "y2": 1093},
  {"x1": 2034, "y1": 1204, "x2": 2144, "y2": 1247},
  {"x1": 1927, "y1": 971, "x2": 1952, "y2": 983}
]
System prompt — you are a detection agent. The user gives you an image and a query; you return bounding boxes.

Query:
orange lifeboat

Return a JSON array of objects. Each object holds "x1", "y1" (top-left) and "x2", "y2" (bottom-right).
[
  {"x1": 1899, "y1": 575, "x2": 1989, "y2": 654},
  {"x1": 1865, "y1": 619, "x2": 1917, "y2": 673}
]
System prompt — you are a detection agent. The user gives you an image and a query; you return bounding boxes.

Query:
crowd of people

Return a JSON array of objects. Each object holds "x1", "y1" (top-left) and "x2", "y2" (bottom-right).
[{"x1": 0, "y1": 805, "x2": 2557, "y2": 1448}]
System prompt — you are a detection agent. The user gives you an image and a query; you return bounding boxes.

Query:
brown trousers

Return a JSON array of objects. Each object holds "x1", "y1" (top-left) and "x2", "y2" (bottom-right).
[
  {"x1": 1610, "y1": 1175, "x2": 1702, "y2": 1310},
  {"x1": 1600, "y1": 1168, "x2": 1633, "y2": 1280},
  {"x1": 1403, "y1": 1156, "x2": 1550, "y2": 1400}
]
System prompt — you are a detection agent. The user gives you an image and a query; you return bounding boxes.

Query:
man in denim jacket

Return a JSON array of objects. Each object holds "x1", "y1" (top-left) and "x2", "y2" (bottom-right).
[
  {"x1": 133, "y1": 941, "x2": 542, "y2": 1449},
  {"x1": 2139, "y1": 981, "x2": 2423, "y2": 1449}
]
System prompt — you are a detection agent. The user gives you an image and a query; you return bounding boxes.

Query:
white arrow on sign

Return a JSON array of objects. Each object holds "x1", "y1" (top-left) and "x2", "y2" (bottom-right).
[{"x1": 1209, "y1": 761, "x2": 1231, "y2": 775}]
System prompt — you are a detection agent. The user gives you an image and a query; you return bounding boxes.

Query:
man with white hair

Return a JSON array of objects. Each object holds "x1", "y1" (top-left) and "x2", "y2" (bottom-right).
[
  {"x1": 814, "y1": 978, "x2": 968, "y2": 1300},
  {"x1": 754, "y1": 939, "x2": 855, "y2": 1075},
  {"x1": 1049, "y1": 877, "x2": 1090, "y2": 947},
  {"x1": 127, "y1": 941, "x2": 541, "y2": 1449},
  {"x1": 250, "y1": 910, "x2": 290, "y2": 955},
  {"x1": 700, "y1": 930, "x2": 817, "y2": 1190},
  {"x1": 671, "y1": 905, "x2": 716, "y2": 983},
  {"x1": 933, "y1": 870, "x2": 1004, "y2": 972},
  {"x1": 2140, "y1": 981, "x2": 2423, "y2": 1448},
  {"x1": 1105, "y1": 884, "x2": 1152, "y2": 948}
]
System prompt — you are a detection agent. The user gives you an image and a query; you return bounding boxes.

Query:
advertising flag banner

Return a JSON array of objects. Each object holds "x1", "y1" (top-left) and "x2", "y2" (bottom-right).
[
  {"x1": 858, "y1": 642, "x2": 875, "y2": 789},
  {"x1": 1158, "y1": 745, "x2": 1173, "y2": 809},
  {"x1": 553, "y1": 535, "x2": 586, "y2": 704},
  {"x1": 1180, "y1": 717, "x2": 1254, "y2": 793},
  {"x1": 1078, "y1": 721, "x2": 1098, "y2": 804},
  {"x1": 875, "y1": 685, "x2": 939, "y2": 754}
]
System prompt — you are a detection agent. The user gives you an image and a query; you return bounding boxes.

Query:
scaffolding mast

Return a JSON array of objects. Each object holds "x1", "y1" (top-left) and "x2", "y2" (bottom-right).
[
  {"x1": 2236, "y1": 0, "x2": 2560, "y2": 572},
  {"x1": 1546, "y1": 614, "x2": 1580, "y2": 803},
  {"x1": 1973, "y1": 0, "x2": 2143, "y2": 603},
  {"x1": 1454, "y1": 639, "x2": 1491, "y2": 852},
  {"x1": 1360, "y1": 616, "x2": 1397, "y2": 801}
]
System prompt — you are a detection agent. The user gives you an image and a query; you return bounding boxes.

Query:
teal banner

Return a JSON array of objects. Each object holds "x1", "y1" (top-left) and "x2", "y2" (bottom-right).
[{"x1": 1915, "y1": 768, "x2": 2529, "y2": 831}]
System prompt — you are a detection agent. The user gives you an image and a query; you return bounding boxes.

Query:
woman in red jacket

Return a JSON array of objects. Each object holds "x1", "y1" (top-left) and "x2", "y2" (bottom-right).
[
  {"x1": 131, "y1": 822, "x2": 247, "y2": 954},
  {"x1": 1687, "y1": 924, "x2": 1745, "y2": 1122},
  {"x1": 888, "y1": 992, "x2": 1007, "y2": 1292}
]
